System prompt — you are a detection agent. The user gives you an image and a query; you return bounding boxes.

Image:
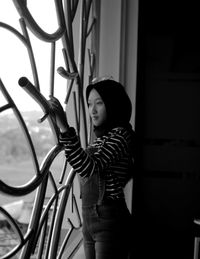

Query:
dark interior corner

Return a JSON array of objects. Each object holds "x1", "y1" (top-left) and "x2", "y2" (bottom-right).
[{"x1": 132, "y1": 1, "x2": 200, "y2": 258}]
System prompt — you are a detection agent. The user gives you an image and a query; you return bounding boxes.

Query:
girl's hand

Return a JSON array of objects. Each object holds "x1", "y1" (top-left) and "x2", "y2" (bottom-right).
[{"x1": 48, "y1": 96, "x2": 69, "y2": 133}]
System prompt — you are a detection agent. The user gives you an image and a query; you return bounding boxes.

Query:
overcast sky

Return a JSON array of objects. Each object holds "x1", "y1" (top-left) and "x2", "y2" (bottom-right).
[{"x1": 0, "y1": 1, "x2": 67, "y2": 112}]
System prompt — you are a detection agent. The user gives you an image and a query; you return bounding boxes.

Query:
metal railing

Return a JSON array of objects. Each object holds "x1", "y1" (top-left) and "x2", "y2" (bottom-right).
[{"x1": 0, "y1": 0, "x2": 97, "y2": 258}]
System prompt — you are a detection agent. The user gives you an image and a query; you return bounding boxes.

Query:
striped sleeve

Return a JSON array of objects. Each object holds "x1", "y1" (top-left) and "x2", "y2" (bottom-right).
[{"x1": 59, "y1": 127, "x2": 131, "y2": 179}]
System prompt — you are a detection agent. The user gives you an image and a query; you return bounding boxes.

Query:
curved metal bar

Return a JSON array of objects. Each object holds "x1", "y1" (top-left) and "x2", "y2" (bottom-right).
[
  {"x1": 64, "y1": 79, "x2": 75, "y2": 104},
  {"x1": 21, "y1": 178, "x2": 48, "y2": 259},
  {"x1": 0, "y1": 20, "x2": 40, "y2": 91},
  {"x1": 0, "y1": 144, "x2": 62, "y2": 196},
  {"x1": 0, "y1": 21, "x2": 27, "y2": 46},
  {"x1": 0, "y1": 168, "x2": 45, "y2": 196},
  {"x1": 48, "y1": 168, "x2": 76, "y2": 259},
  {"x1": 62, "y1": 48, "x2": 70, "y2": 72},
  {"x1": 0, "y1": 147, "x2": 61, "y2": 195},
  {"x1": 61, "y1": 36, "x2": 78, "y2": 77},
  {"x1": 0, "y1": 206, "x2": 33, "y2": 259},
  {"x1": 19, "y1": 18, "x2": 40, "y2": 90},
  {"x1": 57, "y1": 1, "x2": 78, "y2": 73},
  {"x1": 49, "y1": 172, "x2": 59, "y2": 195},
  {"x1": 20, "y1": 175, "x2": 50, "y2": 258},
  {"x1": 0, "y1": 207, "x2": 24, "y2": 242},
  {"x1": 72, "y1": 194, "x2": 82, "y2": 228},
  {"x1": 59, "y1": 158, "x2": 68, "y2": 184},
  {"x1": 57, "y1": 219, "x2": 83, "y2": 259},
  {"x1": 12, "y1": 0, "x2": 66, "y2": 42},
  {"x1": 0, "y1": 103, "x2": 12, "y2": 113},
  {"x1": 64, "y1": 0, "x2": 75, "y2": 59},
  {"x1": 18, "y1": 76, "x2": 61, "y2": 139},
  {"x1": 57, "y1": 218, "x2": 74, "y2": 259},
  {"x1": 88, "y1": 49, "x2": 95, "y2": 79},
  {"x1": 71, "y1": 0, "x2": 79, "y2": 21},
  {"x1": 37, "y1": 217, "x2": 48, "y2": 259},
  {"x1": 50, "y1": 42, "x2": 56, "y2": 96},
  {"x1": 40, "y1": 174, "x2": 62, "y2": 256},
  {"x1": 57, "y1": 66, "x2": 78, "y2": 80},
  {"x1": 0, "y1": 230, "x2": 33, "y2": 259},
  {"x1": 33, "y1": 184, "x2": 68, "y2": 248},
  {"x1": 19, "y1": 145, "x2": 64, "y2": 258},
  {"x1": 73, "y1": 91, "x2": 80, "y2": 132},
  {"x1": 87, "y1": 17, "x2": 96, "y2": 37},
  {"x1": 18, "y1": 77, "x2": 51, "y2": 115},
  {"x1": 45, "y1": 197, "x2": 59, "y2": 257},
  {"x1": 0, "y1": 78, "x2": 40, "y2": 177},
  {"x1": 31, "y1": 178, "x2": 82, "y2": 258},
  {"x1": 0, "y1": 0, "x2": 97, "y2": 257},
  {"x1": 76, "y1": 0, "x2": 94, "y2": 148}
]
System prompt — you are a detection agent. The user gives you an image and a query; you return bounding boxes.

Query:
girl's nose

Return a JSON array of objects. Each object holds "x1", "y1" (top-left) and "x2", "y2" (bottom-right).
[{"x1": 91, "y1": 104, "x2": 97, "y2": 114}]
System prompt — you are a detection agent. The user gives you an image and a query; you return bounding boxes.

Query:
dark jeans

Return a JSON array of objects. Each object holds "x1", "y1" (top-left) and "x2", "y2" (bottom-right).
[{"x1": 82, "y1": 201, "x2": 132, "y2": 259}]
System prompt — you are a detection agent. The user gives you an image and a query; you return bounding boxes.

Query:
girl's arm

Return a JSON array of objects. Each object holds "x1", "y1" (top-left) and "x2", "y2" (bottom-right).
[{"x1": 60, "y1": 127, "x2": 131, "y2": 179}]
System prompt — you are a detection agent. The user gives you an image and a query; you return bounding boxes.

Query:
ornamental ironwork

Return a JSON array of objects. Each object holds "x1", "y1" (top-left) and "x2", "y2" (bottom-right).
[{"x1": 0, "y1": 1, "x2": 97, "y2": 258}]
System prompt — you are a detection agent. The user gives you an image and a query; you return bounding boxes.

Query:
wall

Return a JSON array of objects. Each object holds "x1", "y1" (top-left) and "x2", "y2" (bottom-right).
[
  {"x1": 97, "y1": 0, "x2": 138, "y2": 212},
  {"x1": 134, "y1": 1, "x2": 200, "y2": 258}
]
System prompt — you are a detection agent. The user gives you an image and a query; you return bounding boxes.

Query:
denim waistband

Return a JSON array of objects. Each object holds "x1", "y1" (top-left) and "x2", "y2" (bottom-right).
[
  {"x1": 101, "y1": 198, "x2": 126, "y2": 205},
  {"x1": 82, "y1": 198, "x2": 126, "y2": 210}
]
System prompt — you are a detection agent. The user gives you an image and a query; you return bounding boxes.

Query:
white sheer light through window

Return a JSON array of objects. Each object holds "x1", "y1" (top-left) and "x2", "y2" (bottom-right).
[{"x1": 0, "y1": 1, "x2": 67, "y2": 112}]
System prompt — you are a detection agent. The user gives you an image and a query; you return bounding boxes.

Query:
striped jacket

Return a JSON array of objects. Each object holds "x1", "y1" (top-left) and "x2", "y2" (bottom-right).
[{"x1": 60, "y1": 127, "x2": 134, "y2": 200}]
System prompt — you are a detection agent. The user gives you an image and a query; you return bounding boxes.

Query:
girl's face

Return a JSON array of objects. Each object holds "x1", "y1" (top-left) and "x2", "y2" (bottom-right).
[{"x1": 88, "y1": 89, "x2": 107, "y2": 127}]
